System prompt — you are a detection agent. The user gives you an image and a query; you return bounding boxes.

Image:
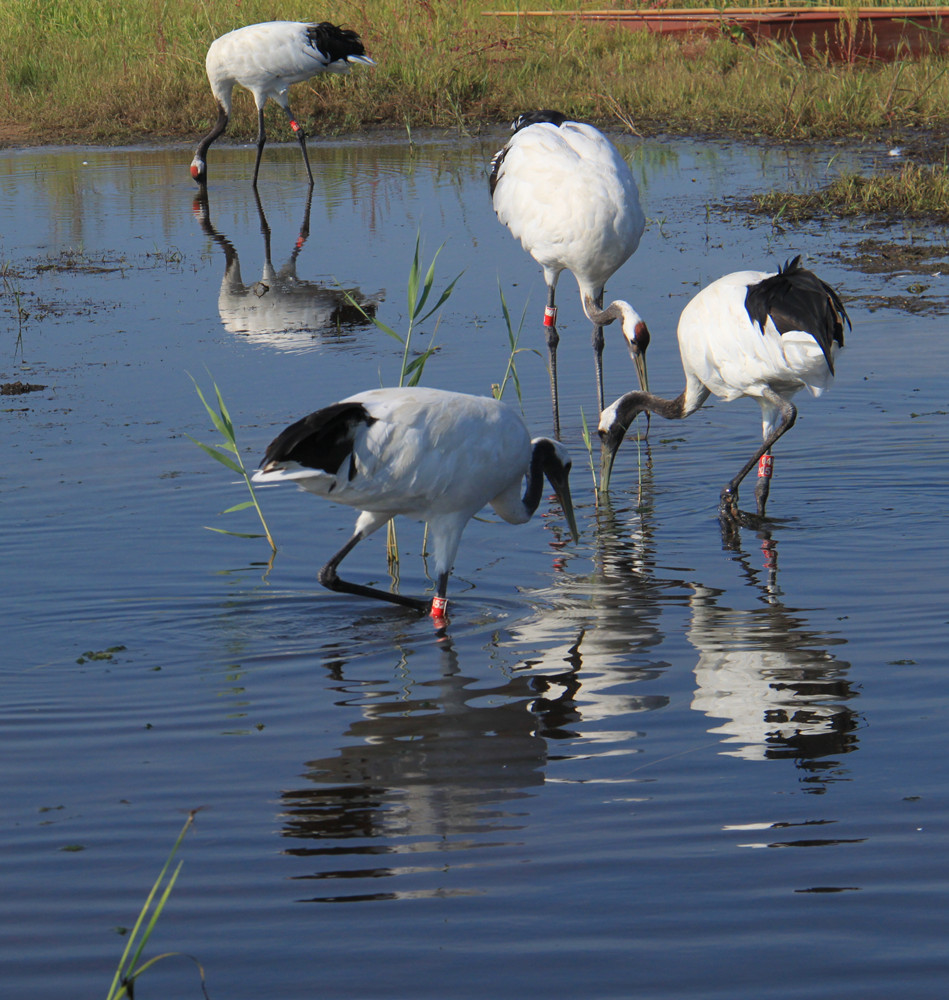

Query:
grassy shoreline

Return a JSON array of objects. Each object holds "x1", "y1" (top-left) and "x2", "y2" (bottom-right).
[
  {"x1": 2, "y1": 1, "x2": 949, "y2": 147},
  {"x1": 2, "y1": 1, "x2": 948, "y2": 219}
]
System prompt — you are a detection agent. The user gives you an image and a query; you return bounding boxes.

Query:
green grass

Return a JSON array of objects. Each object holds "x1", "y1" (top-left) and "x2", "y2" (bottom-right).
[
  {"x1": 106, "y1": 810, "x2": 207, "y2": 1000},
  {"x1": 343, "y1": 229, "x2": 461, "y2": 387},
  {"x1": 752, "y1": 160, "x2": 949, "y2": 221},
  {"x1": 492, "y1": 279, "x2": 538, "y2": 403},
  {"x1": 3, "y1": 2, "x2": 947, "y2": 219},
  {"x1": 188, "y1": 374, "x2": 277, "y2": 553},
  {"x1": 2, "y1": 1, "x2": 949, "y2": 145}
]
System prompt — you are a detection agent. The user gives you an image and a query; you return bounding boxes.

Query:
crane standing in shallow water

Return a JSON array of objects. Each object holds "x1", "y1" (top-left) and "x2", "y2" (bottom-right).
[
  {"x1": 252, "y1": 387, "x2": 579, "y2": 623},
  {"x1": 190, "y1": 21, "x2": 374, "y2": 190},
  {"x1": 597, "y1": 257, "x2": 850, "y2": 523},
  {"x1": 490, "y1": 111, "x2": 648, "y2": 434}
]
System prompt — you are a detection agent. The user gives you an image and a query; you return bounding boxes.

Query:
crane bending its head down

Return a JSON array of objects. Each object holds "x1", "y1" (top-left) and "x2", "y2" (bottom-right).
[
  {"x1": 598, "y1": 257, "x2": 850, "y2": 524},
  {"x1": 252, "y1": 387, "x2": 579, "y2": 622},
  {"x1": 191, "y1": 21, "x2": 374, "y2": 189},
  {"x1": 490, "y1": 110, "x2": 648, "y2": 434}
]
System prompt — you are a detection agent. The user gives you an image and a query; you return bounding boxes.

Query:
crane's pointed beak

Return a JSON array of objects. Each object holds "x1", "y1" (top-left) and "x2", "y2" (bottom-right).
[
  {"x1": 631, "y1": 346, "x2": 649, "y2": 395},
  {"x1": 547, "y1": 468, "x2": 580, "y2": 543},
  {"x1": 560, "y1": 480, "x2": 580, "y2": 544},
  {"x1": 350, "y1": 54, "x2": 376, "y2": 66},
  {"x1": 633, "y1": 349, "x2": 651, "y2": 438},
  {"x1": 598, "y1": 420, "x2": 628, "y2": 494}
]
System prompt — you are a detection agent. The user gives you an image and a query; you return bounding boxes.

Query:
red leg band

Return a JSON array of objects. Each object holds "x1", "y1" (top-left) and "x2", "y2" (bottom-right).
[
  {"x1": 758, "y1": 455, "x2": 774, "y2": 479},
  {"x1": 543, "y1": 305, "x2": 557, "y2": 328},
  {"x1": 430, "y1": 595, "x2": 448, "y2": 619}
]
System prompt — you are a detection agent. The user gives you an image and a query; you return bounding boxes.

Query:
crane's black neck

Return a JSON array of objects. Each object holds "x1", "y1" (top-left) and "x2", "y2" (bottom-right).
[
  {"x1": 196, "y1": 103, "x2": 228, "y2": 159},
  {"x1": 522, "y1": 438, "x2": 558, "y2": 516}
]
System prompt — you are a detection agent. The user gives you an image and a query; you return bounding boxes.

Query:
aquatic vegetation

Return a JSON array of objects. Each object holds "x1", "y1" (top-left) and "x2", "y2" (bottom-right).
[
  {"x1": 580, "y1": 406, "x2": 599, "y2": 496},
  {"x1": 188, "y1": 373, "x2": 277, "y2": 552},
  {"x1": 106, "y1": 810, "x2": 207, "y2": 1000},
  {"x1": 492, "y1": 279, "x2": 538, "y2": 404},
  {"x1": 341, "y1": 232, "x2": 461, "y2": 569},
  {"x1": 347, "y1": 231, "x2": 461, "y2": 388}
]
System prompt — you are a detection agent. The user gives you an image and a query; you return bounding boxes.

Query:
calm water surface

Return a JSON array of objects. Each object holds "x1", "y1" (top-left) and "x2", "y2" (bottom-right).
[{"x1": 2, "y1": 134, "x2": 948, "y2": 999}]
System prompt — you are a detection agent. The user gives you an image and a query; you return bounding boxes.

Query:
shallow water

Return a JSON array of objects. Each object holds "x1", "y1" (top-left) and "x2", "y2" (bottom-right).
[{"x1": 2, "y1": 134, "x2": 948, "y2": 999}]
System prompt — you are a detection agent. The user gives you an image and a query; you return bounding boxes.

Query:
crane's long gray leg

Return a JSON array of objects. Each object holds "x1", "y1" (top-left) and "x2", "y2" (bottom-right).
[
  {"x1": 318, "y1": 530, "x2": 429, "y2": 612},
  {"x1": 592, "y1": 289, "x2": 606, "y2": 411},
  {"x1": 282, "y1": 105, "x2": 315, "y2": 186},
  {"x1": 252, "y1": 107, "x2": 268, "y2": 187},
  {"x1": 544, "y1": 283, "x2": 561, "y2": 439},
  {"x1": 719, "y1": 391, "x2": 797, "y2": 524}
]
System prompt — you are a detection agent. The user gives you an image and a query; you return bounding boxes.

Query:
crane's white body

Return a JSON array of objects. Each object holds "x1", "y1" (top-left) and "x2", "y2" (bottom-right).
[
  {"x1": 492, "y1": 119, "x2": 645, "y2": 302},
  {"x1": 253, "y1": 387, "x2": 575, "y2": 613},
  {"x1": 490, "y1": 115, "x2": 647, "y2": 426},
  {"x1": 205, "y1": 21, "x2": 363, "y2": 116},
  {"x1": 672, "y1": 269, "x2": 841, "y2": 438},
  {"x1": 261, "y1": 387, "x2": 532, "y2": 521}
]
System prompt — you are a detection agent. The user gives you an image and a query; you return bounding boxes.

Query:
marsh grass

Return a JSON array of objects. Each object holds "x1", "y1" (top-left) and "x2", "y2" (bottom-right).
[
  {"x1": 492, "y1": 280, "x2": 539, "y2": 403},
  {"x1": 751, "y1": 161, "x2": 949, "y2": 221},
  {"x1": 106, "y1": 810, "x2": 207, "y2": 1000},
  {"x1": 188, "y1": 373, "x2": 277, "y2": 553},
  {"x1": 1, "y1": 261, "x2": 29, "y2": 360},
  {"x1": 3, "y1": 1, "x2": 949, "y2": 147},
  {"x1": 580, "y1": 407, "x2": 599, "y2": 497},
  {"x1": 345, "y1": 231, "x2": 461, "y2": 388}
]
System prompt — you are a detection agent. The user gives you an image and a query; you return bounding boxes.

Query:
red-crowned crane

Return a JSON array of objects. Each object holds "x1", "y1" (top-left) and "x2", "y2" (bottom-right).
[
  {"x1": 190, "y1": 21, "x2": 374, "y2": 189},
  {"x1": 598, "y1": 257, "x2": 850, "y2": 523},
  {"x1": 489, "y1": 111, "x2": 648, "y2": 434},
  {"x1": 252, "y1": 387, "x2": 580, "y2": 622}
]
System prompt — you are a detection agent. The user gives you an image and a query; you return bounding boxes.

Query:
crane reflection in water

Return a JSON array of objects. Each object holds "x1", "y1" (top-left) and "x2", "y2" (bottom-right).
[
  {"x1": 193, "y1": 188, "x2": 382, "y2": 351},
  {"x1": 274, "y1": 463, "x2": 860, "y2": 902},
  {"x1": 688, "y1": 526, "x2": 859, "y2": 778},
  {"x1": 278, "y1": 638, "x2": 582, "y2": 903}
]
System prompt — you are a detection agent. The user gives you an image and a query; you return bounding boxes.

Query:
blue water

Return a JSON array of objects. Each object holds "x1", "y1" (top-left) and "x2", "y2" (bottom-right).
[{"x1": 2, "y1": 135, "x2": 948, "y2": 999}]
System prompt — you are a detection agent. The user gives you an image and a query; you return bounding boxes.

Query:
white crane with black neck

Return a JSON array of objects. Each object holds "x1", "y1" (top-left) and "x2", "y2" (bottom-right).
[
  {"x1": 490, "y1": 110, "x2": 648, "y2": 434},
  {"x1": 598, "y1": 257, "x2": 850, "y2": 524},
  {"x1": 252, "y1": 387, "x2": 579, "y2": 622},
  {"x1": 190, "y1": 21, "x2": 374, "y2": 189}
]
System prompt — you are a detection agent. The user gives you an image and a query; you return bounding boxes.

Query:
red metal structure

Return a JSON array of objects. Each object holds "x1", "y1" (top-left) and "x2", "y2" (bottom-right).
[{"x1": 484, "y1": 7, "x2": 949, "y2": 61}]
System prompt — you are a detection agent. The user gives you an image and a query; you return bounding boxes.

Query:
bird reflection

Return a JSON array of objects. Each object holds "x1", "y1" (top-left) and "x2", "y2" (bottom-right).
[
  {"x1": 277, "y1": 480, "x2": 681, "y2": 906},
  {"x1": 275, "y1": 469, "x2": 861, "y2": 903},
  {"x1": 688, "y1": 527, "x2": 859, "y2": 780},
  {"x1": 193, "y1": 188, "x2": 382, "y2": 349},
  {"x1": 503, "y1": 453, "x2": 679, "y2": 723},
  {"x1": 279, "y1": 639, "x2": 581, "y2": 902}
]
